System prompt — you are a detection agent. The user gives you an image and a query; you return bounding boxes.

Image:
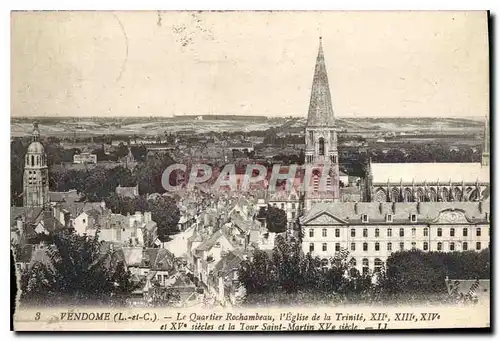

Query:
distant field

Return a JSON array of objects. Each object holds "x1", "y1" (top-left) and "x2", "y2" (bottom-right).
[{"x1": 10, "y1": 116, "x2": 485, "y2": 138}]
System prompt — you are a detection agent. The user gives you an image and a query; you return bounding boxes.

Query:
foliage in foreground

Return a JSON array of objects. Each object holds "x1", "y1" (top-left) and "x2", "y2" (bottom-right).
[
  {"x1": 19, "y1": 229, "x2": 140, "y2": 306},
  {"x1": 239, "y1": 236, "x2": 490, "y2": 306}
]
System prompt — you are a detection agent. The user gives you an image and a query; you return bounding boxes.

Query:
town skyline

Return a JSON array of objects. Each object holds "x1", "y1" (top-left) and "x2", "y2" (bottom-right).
[{"x1": 11, "y1": 11, "x2": 489, "y2": 119}]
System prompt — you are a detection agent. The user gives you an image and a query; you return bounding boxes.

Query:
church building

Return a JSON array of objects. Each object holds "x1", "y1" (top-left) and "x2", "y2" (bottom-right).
[
  {"x1": 298, "y1": 38, "x2": 491, "y2": 274},
  {"x1": 23, "y1": 122, "x2": 49, "y2": 207}
]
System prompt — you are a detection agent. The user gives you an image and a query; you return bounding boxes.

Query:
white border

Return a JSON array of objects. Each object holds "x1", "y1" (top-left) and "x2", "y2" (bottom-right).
[{"x1": 3, "y1": 1, "x2": 498, "y2": 340}]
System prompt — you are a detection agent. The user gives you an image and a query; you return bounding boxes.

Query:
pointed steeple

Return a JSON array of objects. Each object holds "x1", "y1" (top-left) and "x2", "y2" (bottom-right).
[
  {"x1": 481, "y1": 115, "x2": 490, "y2": 166},
  {"x1": 307, "y1": 37, "x2": 335, "y2": 127}
]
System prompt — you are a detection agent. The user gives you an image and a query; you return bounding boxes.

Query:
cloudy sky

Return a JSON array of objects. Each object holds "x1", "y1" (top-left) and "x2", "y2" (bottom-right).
[{"x1": 11, "y1": 11, "x2": 489, "y2": 118}]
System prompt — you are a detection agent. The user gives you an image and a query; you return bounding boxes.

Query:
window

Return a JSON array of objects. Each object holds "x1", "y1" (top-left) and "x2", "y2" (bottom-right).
[
  {"x1": 362, "y1": 258, "x2": 369, "y2": 276},
  {"x1": 291, "y1": 212, "x2": 296, "y2": 219},
  {"x1": 411, "y1": 242, "x2": 416, "y2": 250},
  {"x1": 374, "y1": 258, "x2": 383, "y2": 273},
  {"x1": 362, "y1": 214, "x2": 368, "y2": 223},
  {"x1": 411, "y1": 227, "x2": 416, "y2": 237},
  {"x1": 423, "y1": 242, "x2": 428, "y2": 251},
  {"x1": 410, "y1": 214, "x2": 417, "y2": 222},
  {"x1": 450, "y1": 228, "x2": 455, "y2": 237},
  {"x1": 463, "y1": 228, "x2": 468, "y2": 237},
  {"x1": 387, "y1": 242, "x2": 392, "y2": 251},
  {"x1": 335, "y1": 229, "x2": 340, "y2": 238},
  {"x1": 386, "y1": 214, "x2": 393, "y2": 222},
  {"x1": 322, "y1": 228, "x2": 327, "y2": 237},
  {"x1": 281, "y1": 203, "x2": 285, "y2": 210},
  {"x1": 437, "y1": 228, "x2": 442, "y2": 237},
  {"x1": 363, "y1": 228, "x2": 368, "y2": 237},
  {"x1": 82, "y1": 219, "x2": 86, "y2": 224},
  {"x1": 423, "y1": 227, "x2": 428, "y2": 237},
  {"x1": 351, "y1": 229, "x2": 356, "y2": 237},
  {"x1": 399, "y1": 228, "x2": 404, "y2": 237},
  {"x1": 462, "y1": 242, "x2": 468, "y2": 251},
  {"x1": 350, "y1": 258, "x2": 357, "y2": 267},
  {"x1": 375, "y1": 228, "x2": 380, "y2": 237},
  {"x1": 375, "y1": 242, "x2": 380, "y2": 251},
  {"x1": 387, "y1": 228, "x2": 392, "y2": 237},
  {"x1": 319, "y1": 137, "x2": 325, "y2": 156},
  {"x1": 335, "y1": 243, "x2": 340, "y2": 252},
  {"x1": 292, "y1": 203, "x2": 296, "y2": 209},
  {"x1": 399, "y1": 242, "x2": 404, "y2": 251},
  {"x1": 309, "y1": 243, "x2": 314, "y2": 252},
  {"x1": 363, "y1": 242, "x2": 368, "y2": 251},
  {"x1": 450, "y1": 242, "x2": 455, "y2": 251},
  {"x1": 476, "y1": 228, "x2": 481, "y2": 237},
  {"x1": 351, "y1": 242, "x2": 356, "y2": 251},
  {"x1": 309, "y1": 229, "x2": 314, "y2": 238},
  {"x1": 322, "y1": 243, "x2": 327, "y2": 252},
  {"x1": 437, "y1": 242, "x2": 443, "y2": 251},
  {"x1": 476, "y1": 242, "x2": 481, "y2": 250}
]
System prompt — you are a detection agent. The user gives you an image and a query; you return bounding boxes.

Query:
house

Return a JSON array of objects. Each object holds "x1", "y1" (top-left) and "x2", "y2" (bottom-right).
[
  {"x1": 116, "y1": 185, "x2": 139, "y2": 198},
  {"x1": 73, "y1": 152, "x2": 97, "y2": 164}
]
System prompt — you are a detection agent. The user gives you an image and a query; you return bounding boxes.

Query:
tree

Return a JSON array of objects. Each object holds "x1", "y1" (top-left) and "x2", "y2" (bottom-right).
[
  {"x1": 20, "y1": 229, "x2": 140, "y2": 306},
  {"x1": 238, "y1": 249, "x2": 276, "y2": 295},
  {"x1": 148, "y1": 196, "x2": 181, "y2": 242},
  {"x1": 263, "y1": 206, "x2": 287, "y2": 233},
  {"x1": 114, "y1": 142, "x2": 129, "y2": 159}
]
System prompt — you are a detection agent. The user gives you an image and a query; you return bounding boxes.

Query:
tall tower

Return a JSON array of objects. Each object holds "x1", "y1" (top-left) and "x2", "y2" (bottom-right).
[
  {"x1": 304, "y1": 37, "x2": 340, "y2": 208},
  {"x1": 23, "y1": 122, "x2": 49, "y2": 207},
  {"x1": 481, "y1": 115, "x2": 490, "y2": 167}
]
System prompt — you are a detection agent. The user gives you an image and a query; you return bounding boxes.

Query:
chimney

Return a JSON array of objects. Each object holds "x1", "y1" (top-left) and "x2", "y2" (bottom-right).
[
  {"x1": 16, "y1": 219, "x2": 24, "y2": 236},
  {"x1": 354, "y1": 202, "x2": 358, "y2": 214},
  {"x1": 392, "y1": 201, "x2": 396, "y2": 214},
  {"x1": 478, "y1": 201, "x2": 483, "y2": 213},
  {"x1": 145, "y1": 211, "x2": 152, "y2": 223},
  {"x1": 417, "y1": 202, "x2": 421, "y2": 214},
  {"x1": 64, "y1": 212, "x2": 71, "y2": 228},
  {"x1": 379, "y1": 202, "x2": 383, "y2": 214},
  {"x1": 218, "y1": 274, "x2": 225, "y2": 303}
]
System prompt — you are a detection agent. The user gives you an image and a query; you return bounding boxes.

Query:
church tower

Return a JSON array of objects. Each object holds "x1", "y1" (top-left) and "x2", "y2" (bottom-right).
[
  {"x1": 23, "y1": 122, "x2": 49, "y2": 207},
  {"x1": 304, "y1": 37, "x2": 340, "y2": 208},
  {"x1": 481, "y1": 115, "x2": 490, "y2": 167}
]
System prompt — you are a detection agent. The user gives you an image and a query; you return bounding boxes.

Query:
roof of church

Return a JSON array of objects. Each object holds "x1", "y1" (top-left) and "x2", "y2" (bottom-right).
[
  {"x1": 27, "y1": 141, "x2": 45, "y2": 154},
  {"x1": 307, "y1": 37, "x2": 335, "y2": 127},
  {"x1": 370, "y1": 162, "x2": 490, "y2": 184}
]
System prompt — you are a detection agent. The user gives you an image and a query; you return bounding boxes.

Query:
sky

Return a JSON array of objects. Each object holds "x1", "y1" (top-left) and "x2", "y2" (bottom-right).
[{"x1": 11, "y1": 11, "x2": 489, "y2": 118}]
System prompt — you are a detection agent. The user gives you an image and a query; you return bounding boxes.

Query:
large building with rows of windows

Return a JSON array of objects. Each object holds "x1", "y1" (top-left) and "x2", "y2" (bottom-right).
[{"x1": 299, "y1": 202, "x2": 490, "y2": 274}]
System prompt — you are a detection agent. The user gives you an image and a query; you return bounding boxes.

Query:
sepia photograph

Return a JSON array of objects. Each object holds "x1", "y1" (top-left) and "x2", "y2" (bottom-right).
[{"x1": 10, "y1": 10, "x2": 490, "y2": 331}]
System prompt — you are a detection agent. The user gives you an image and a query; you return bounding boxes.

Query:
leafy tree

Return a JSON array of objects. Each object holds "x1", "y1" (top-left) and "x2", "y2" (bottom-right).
[
  {"x1": 262, "y1": 206, "x2": 287, "y2": 233},
  {"x1": 20, "y1": 229, "x2": 140, "y2": 306},
  {"x1": 114, "y1": 142, "x2": 129, "y2": 159},
  {"x1": 238, "y1": 249, "x2": 276, "y2": 295}
]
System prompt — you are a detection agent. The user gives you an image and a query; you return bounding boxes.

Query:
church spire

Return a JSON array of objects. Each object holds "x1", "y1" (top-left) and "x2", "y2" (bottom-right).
[
  {"x1": 481, "y1": 115, "x2": 490, "y2": 166},
  {"x1": 306, "y1": 36, "x2": 335, "y2": 127}
]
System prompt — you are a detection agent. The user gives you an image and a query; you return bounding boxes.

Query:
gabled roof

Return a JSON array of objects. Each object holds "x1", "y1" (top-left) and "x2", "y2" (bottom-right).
[
  {"x1": 10, "y1": 207, "x2": 43, "y2": 226},
  {"x1": 61, "y1": 202, "x2": 104, "y2": 219},
  {"x1": 446, "y1": 279, "x2": 490, "y2": 296},
  {"x1": 301, "y1": 202, "x2": 490, "y2": 225}
]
